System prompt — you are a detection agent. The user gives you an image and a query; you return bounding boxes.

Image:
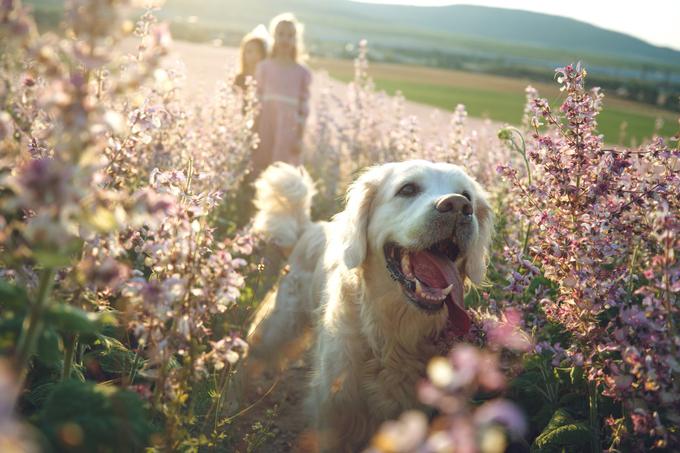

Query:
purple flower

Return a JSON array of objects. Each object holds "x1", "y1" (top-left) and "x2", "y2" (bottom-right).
[{"x1": 474, "y1": 399, "x2": 527, "y2": 438}]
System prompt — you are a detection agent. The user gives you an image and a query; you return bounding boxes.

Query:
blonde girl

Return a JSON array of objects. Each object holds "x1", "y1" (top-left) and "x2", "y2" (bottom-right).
[
  {"x1": 252, "y1": 13, "x2": 312, "y2": 175},
  {"x1": 234, "y1": 24, "x2": 268, "y2": 91}
]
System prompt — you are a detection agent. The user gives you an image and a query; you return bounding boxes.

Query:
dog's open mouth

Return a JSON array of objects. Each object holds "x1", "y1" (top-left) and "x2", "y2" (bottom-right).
[{"x1": 384, "y1": 240, "x2": 471, "y2": 336}]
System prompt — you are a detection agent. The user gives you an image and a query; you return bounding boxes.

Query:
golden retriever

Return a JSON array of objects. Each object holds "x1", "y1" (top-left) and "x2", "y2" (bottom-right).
[{"x1": 247, "y1": 160, "x2": 493, "y2": 451}]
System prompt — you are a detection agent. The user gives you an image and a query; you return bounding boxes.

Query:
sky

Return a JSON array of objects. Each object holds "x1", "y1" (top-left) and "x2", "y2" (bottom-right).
[{"x1": 353, "y1": 0, "x2": 680, "y2": 51}]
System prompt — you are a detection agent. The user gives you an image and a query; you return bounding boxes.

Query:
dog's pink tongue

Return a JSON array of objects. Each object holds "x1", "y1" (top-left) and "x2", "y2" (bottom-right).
[{"x1": 411, "y1": 251, "x2": 471, "y2": 336}]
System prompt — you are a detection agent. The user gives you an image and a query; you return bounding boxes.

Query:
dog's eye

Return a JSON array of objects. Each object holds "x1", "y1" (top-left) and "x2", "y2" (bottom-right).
[
  {"x1": 461, "y1": 190, "x2": 472, "y2": 201},
  {"x1": 396, "y1": 182, "x2": 420, "y2": 197}
]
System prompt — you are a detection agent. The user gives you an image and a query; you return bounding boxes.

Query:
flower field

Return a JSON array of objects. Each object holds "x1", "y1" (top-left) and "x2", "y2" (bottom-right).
[{"x1": 0, "y1": 1, "x2": 678, "y2": 452}]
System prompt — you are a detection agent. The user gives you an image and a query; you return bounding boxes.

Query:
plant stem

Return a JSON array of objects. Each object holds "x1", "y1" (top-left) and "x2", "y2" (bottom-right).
[
  {"x1": 62, "y1": 333, "x2": 78, "y2": 381},
  {"x1": 626, "y1": 244, "x2": 640, "y2": 297},
  {"x1": 153, "y1": 359, "x2": 168, "y2": 410},
  {"x1": 507, "y1": 128, "x2": 533, "y2": 253},
  {"x1": 201, "y1": 365, "x2": 231, "y2": 434},
  {"x1": 127, "y1": 349, "x2": 141, "y2": 387},
  {"x1": 575, "y1": 123, "x2": 581, "y2": 192},
  {"x1": 507, "y1": 127, "x2": 531, "y2": 185},
  {"x1": 589, "y1": 380, "x2": 601, "y2": 453},
  {"x1": 14, "y1": 267, "x2": 56, "y2": 393},
  {"x1": 661, "y1": 232, "x2": 678, "y2": 360},
  {"x1": 522, "y1": 224, "x2": 532, "y2": 255}
]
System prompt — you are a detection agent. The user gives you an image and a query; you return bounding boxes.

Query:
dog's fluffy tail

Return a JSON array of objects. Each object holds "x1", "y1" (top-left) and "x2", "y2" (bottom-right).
[{"x1": 252, "y1": 162, "x2": 316, "y2": 253}]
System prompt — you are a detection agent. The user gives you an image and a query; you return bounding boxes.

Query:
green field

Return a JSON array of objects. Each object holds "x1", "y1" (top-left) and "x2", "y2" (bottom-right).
[{"x1": 315, "y1": 59, "x2": 679, "y2": 145}]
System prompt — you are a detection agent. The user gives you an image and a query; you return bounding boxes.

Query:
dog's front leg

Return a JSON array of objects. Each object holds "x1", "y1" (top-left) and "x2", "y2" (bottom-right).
[
  {"x1": 246, "y1": 270, "x2": 314, "y2": 372},
  {"x1": 309, "y1": 381, "x2": 371, "y2": 452},
  {"x1": 307, "y1": 334, "x2": 376, "y2": 452}
]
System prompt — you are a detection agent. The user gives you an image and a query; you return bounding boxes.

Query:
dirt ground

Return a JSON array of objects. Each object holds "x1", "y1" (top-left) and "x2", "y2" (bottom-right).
[{"x1": 224, "y1": 361, "x2": 314, "y2": 452}]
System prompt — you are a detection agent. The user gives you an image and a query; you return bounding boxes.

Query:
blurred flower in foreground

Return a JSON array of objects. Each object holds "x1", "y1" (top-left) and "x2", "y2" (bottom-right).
[
  {"x1": 368, "y1": 314, "x2": 530, "y2": 453},
  {"x1": 0, "y1": 361, "x2": 39, "y2": 453}
]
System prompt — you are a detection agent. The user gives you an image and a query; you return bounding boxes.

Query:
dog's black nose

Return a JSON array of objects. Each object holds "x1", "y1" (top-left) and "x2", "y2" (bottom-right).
[{"x1": 435, "y1": 194, "x2": 473, "y2": 215}]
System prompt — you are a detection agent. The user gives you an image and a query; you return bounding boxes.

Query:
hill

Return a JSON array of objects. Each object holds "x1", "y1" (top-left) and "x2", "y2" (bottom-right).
[
  {"x1": 24, "y1": 0, "x2": 680, "y2": 75},
  {"x1": 345, "y1": 3, "x2": 680, "y2": 66},
  {"x1": 22, "y1": 0, "x2": 680, "y2": 110},
  {"x1": 156, "y1": 0, "x2": 680, "y2": 79}
]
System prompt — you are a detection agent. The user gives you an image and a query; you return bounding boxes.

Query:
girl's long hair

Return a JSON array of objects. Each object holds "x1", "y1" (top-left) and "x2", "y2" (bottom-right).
[
  {"x1": 269, "y1": 12, "x2": 307, "y2": 63},
  {"x1": 238, "y1": 24, "x2": 269, "y2": 75},
  {"x1": 238, "y1": 36, "x2": 267, "y2": 75}
]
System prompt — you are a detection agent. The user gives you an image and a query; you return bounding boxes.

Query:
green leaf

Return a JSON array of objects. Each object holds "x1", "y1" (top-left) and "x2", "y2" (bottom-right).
[
  {"x1": 37, "y1": 327, "x2": 62, "y2": 366},
  {"x1": 90, "y1": 333, "x2": 127, "y2": 352},
  {"x1": 569, "y1": 366, "x2": 585, "y2": 387},
  {"x1": 558, "y1": 392, "x2": 588, "y2": 416},
  {"x1": 0, "y1": 279, "x2": 29, "y2": 310},
  {"x1": 531, "y1": 408, "x2": 591, "y2": 452},
  {"x1": 0, "y1": 315, "x2": 23, "y2": 354},
  {"x1": 532, "y1": 403, "x2": 557, "y2": 433},
  {"x1": 85, "y1": 347, "x2": 141, "y2": 375},
  {"x1": 509, "y1": 370, "x2": 544, "y2": 393},
  {"x1": 45, "y1": 304, "x2": 117, "y2": 335},
  {"x1": 24, "y1": 382, "x2": 57, "y2": 408},
  {"x1": 527, "y1": 274, "x2": 554, "y2": 295},
  {"x1": 37, "y1": 380, "x2": 154, "y2": 452},
  {"x1": 553, "y1": 367, "x2": 570, "y2": 383},
  {"x1": 33, "y1": 250, "x2": 73, "y2": 268}
]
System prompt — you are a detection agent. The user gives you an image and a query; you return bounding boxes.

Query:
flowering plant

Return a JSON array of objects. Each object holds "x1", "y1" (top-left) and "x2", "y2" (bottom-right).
[
  {"x1": 1, "y1": 1, "x2": 257, "y2": 450},
  {"x1": 1, "y1": 1, "x2": 678, "y2": 451}
]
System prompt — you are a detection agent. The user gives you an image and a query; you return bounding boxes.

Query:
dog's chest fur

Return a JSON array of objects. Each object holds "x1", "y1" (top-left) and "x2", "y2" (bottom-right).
[{"x1": 331, "y1": 272, "x2": 446, "y2": 417}]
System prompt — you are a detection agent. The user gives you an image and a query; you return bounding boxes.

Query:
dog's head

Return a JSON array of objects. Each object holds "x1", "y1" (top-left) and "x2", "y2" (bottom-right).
[{"x1": 339, "y1": 160, "x2": 493, "y2": 335}]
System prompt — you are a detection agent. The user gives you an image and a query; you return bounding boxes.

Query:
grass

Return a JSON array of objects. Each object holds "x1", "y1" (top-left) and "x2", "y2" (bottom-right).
[{"x1": 311, "y1": 58, "x2": 679, "y2": 145}]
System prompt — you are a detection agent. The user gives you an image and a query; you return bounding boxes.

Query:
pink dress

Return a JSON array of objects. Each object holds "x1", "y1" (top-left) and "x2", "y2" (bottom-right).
[{"x1": 253, "y1": 59, "x2": 312, "y2": 174}]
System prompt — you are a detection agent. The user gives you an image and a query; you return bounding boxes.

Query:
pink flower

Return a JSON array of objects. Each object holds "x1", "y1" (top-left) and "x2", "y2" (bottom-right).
[{"x1": 474, "y1": 399, "x2": 527, "y2": 438}]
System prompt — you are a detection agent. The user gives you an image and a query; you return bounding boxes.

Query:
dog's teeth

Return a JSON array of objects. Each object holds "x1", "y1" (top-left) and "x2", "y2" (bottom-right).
[
  {"x1": 401, "y1": 253, "x2": 413, "y2": 278},
  {"x1": 415, "y1": 278, "x2": 424, "y2": 297},
  {"x1": 441, "y1": 283, "x2": 454, "y2": 297},
  {"x1": 414, "y1": 278, "x2": 450, "y2": 302}
]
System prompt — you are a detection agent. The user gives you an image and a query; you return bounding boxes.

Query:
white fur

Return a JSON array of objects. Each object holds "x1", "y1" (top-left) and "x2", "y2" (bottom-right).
[
  {"x1": 247, "y1": 160, "x2": 493, "y2": 451},
  {"x1": 252, "y1": 162, "x2": 317, "y2": 252}
]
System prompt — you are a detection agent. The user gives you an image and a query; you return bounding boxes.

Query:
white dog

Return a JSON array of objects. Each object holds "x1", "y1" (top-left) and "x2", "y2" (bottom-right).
[{"x1": 247, "y1": 160, "x2": 493, "y2": 451}]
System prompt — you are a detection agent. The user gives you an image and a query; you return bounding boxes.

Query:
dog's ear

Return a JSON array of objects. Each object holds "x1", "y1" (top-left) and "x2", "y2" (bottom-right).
[
  {"x1": 341, "y1": 166, "x2": 385, "y2": 269},
  {"x1": 465, "y1": 184, "x2": 494, "y2": 285}
]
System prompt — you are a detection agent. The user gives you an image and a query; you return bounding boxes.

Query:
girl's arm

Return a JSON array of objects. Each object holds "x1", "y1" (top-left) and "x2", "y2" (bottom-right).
[
  {"x1": 233, "y1": 73, "x2": 244, "y2": 91},
  {"x1": 255, "y1": 61, "x2": 265, "y2": 100},
  {"x1": 253, "y1": 62, "x2": 265, "y2": 131},
  {"x1": 297, "y1": 68, "x2": 312, "y2": 134},
  {"x1": 292, "y1": 68, "x2": 311, "y2": 156}
]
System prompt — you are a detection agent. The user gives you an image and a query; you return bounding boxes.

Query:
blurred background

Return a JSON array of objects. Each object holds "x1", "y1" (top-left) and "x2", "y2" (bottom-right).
[{"x1": 26, "y1": 0, "x2": 680, "y2": 144}]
